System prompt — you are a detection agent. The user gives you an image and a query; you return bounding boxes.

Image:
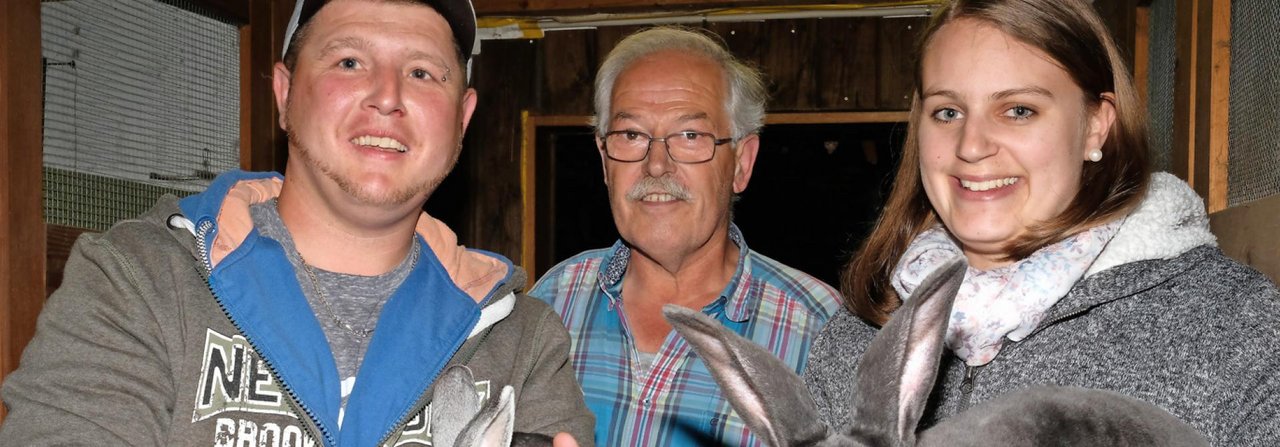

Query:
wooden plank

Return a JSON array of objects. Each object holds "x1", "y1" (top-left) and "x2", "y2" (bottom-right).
[
  {"x1": 1, "y1": 0, "x2": 47, "y2": 422},
  {"x1": 593, "y1": 24, "x2": 649, "y2": 61},
  {"x1": 468, "y1": 39, "x2": 539, "y2": 263},
  {"x1": 815, "y1": 17, "x2": 880, "y2": 109},
  {"x1": 1094, "y1": 0, "x2": 1139, "y2": 68},
  {"x1": 475, "y1": 0, "x2": 911, "y2": 16},
  {"x1": 877, "y1": 17, "x2": 926, "y2": 110},
  {"x1": 521, "y1": 112, "x2": 536, "y2": 273},
  {"x1": 1211, "y1": 193, "x2": 1280, "y2": 284},
  {"x1": 713, "y1": 20, "x2": 767, "y2": 61},
  {"x1": 540, "y1": 30, "x2": 597, "y2": 115},
  {"x1": 1192, "y1": 0, "x2": 1230, "y2": 212},
  {"x1": 1134, "y1": 5, "x2": 1150, "y2": 108},
  {"x1": 756, "y1": 19, "x2": 818, "y2": 111},
  {"x1": 534, "y1": 115, "x2": 593, "y2": 127},
  {"x1": 241, "y1": 0, "x2": 291, "y2": 173},
  {"x1": 765, "y1": 111, "x2": 908, "y2": 124},
  {"x1": 1171, "y1": 0, "x2": 1197, "y2": 183}
]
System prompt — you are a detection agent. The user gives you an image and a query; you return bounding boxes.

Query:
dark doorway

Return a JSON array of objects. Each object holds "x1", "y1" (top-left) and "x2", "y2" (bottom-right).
[
  {"x1": 536, "y1": 122, "x2": 904, "y2": 288},
  {"x1": 535, "y1": 127, "x2": 619, "y2": 274},
  {"x1": 735, "y1": 123, "x2": 904, "y2": 286}
]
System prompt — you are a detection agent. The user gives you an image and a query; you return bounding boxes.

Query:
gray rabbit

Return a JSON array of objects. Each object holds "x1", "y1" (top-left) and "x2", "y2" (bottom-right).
[
  {"x1": 663, "y1": 259, "x2": 1208, "y2": 447},
  {"x1": 429, "y1": 365, "x2": 554, "y2": 447}
]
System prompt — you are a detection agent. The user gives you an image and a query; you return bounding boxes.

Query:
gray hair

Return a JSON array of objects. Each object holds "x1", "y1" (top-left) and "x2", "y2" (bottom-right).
[{"x1": 591, "y1": 26, "x2": 768, "y2": 141}]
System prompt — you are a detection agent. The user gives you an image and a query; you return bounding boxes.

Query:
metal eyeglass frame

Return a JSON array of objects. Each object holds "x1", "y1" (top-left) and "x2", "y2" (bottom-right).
[{"x1": 601, "y1": 130, "x2": 734, "y2": 164}]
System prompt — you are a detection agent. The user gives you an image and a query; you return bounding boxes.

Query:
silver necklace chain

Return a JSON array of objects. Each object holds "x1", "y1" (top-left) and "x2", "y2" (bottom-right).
[{"x1": 295, "y1": 242, "x2": 420, "y2": 339}]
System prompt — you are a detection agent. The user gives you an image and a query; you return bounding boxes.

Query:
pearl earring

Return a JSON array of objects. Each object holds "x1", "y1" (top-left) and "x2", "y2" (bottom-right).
[{"x1": 1088, "y1": 150, "x2": 1103, "y2": 162}]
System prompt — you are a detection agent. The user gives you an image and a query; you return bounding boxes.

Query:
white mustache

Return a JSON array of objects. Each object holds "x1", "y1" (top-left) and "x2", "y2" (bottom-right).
[{"x1": 626, "y1": 176, "x2": 692, "y2": 201}]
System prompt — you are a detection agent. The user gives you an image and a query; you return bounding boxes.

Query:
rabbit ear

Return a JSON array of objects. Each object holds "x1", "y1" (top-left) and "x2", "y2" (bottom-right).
[
  {"x1": 663, "y1": 304, "x2": 831, "y2": 447},
  {"x1": 848, "y1": 258, "x2": 965, "y2": 445},
  {"x1": 432, "y1": 365, "x2": 481, "y2": 447},
  {"x1": 457, "y1": 385, "x2": 516, "y2": 447}
]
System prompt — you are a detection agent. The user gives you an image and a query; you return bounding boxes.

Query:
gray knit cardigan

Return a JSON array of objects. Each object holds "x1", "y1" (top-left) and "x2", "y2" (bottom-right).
[{"x1": 803, "y1": 176, "x2": 1280, "y2": 445}]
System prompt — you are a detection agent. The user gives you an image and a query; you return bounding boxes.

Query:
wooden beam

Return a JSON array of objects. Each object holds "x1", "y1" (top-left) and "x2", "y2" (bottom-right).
[
  {"x1": 1211, "y1": 193, "x2": 1280, "y2": 284},
  {"x1": 476, "y1": 0, "x2": 915, "y2": 16},
  {"x1": 765, "y1": 111, "x2": 908, "y2": 124},
  {"x1": 523, "y1": 111, "x2": 908, "y2": 127},
  {"x1": 530, "y1": 115, "x2": 593, "y2": 127},
  {"x1": 1192, "y1": 0, "x2": 1230, "y2": 212},
  {"x1": 240, "y1": 0, "x2": 289, "y2": 172},
  {"x1": 1, "y1": 0, "x2": 47, "y2": 422},
  {"x1": 1171, "y1": 0, "x2": 1197, "y2": 184},
  {"x1": 1134, "y1": 5, "x2": 1150, "y2": 109},
  {"x1": 1094, "y1": 0, "x2": 1139, "y2": 69},
  {"x1": 521, "y1": 111, "x2": 537, "y2": 273}
]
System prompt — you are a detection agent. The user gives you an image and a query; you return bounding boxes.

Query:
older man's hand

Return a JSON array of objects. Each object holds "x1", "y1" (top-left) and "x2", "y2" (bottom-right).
[{"x1": 552, "y1": 432, "x2": 580, "y2": 447}]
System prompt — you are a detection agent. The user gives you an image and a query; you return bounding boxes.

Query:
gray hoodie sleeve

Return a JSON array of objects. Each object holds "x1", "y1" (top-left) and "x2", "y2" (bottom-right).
[
  {"x1": 1, "y1": 232, "x2": 175, "y2": 445},
  {"x1": 508, "y1": 295, "x2": 596, "y2": 447}
]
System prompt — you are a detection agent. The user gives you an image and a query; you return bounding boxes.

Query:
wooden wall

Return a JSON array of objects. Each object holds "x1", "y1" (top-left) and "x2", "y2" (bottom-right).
[
  {"x1": 1211, "y1": 195, "x2": 1280, "y2": 284},
  {"x1": 462, "y1": 16, "x2": 929, "y2": 264}
]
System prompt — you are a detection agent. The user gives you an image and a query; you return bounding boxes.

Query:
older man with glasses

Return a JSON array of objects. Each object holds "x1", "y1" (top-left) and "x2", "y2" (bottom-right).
[{"x1": 528, "y1": 26, "x2": 843, "y2": 447}]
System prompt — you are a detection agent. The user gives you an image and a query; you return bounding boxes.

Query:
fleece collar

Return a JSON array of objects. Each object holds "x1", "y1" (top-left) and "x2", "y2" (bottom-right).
[
  {"x1": 1086, "y1": 172, "x2": 1218, "y2": 277},
  {"x1": 1030, "y1": 173, "x2": 1218, "y2": 336}
]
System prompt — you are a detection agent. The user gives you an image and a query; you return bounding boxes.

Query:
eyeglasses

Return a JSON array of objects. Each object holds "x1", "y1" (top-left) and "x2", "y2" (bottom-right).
[{"x1": 602, "y1": 130, "x2": 733, "y2": 164}]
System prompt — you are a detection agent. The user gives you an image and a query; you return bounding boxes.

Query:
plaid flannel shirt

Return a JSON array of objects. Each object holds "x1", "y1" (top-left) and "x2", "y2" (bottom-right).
[{"x1": 529, "y1": 225, "x2": 843, "y2": 446}]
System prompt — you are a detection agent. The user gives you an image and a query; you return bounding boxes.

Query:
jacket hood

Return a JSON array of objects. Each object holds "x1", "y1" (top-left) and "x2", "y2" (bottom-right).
[
  {"x1": 168, "y1": 170, "x2": 520, "y2": 446},
  {"x1": 1086, "y1": 172, "x2": 1218, "y2": 277},
  {"x1": 1039, "y1": 172, "x2": 1218, "y2": 329},
  {"x1": 175, "y1": 170, "x2": 512, "y2": 303}
]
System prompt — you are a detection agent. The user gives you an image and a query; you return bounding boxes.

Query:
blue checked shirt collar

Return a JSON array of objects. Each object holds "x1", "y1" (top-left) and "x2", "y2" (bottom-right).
[{"x1": 595, "y1": 223, "x2": 757, "y2": 322}]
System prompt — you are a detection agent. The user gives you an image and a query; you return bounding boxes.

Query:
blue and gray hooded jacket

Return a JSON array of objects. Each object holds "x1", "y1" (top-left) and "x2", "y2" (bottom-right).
[{"x1": 0, "y1": 170, "x2": 594, "y2": 447}]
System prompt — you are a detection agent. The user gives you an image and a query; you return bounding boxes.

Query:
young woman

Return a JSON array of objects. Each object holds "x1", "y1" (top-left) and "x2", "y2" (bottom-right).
[{"x1": 803, "y1": 0, "x2": 1280, "y2": 444}]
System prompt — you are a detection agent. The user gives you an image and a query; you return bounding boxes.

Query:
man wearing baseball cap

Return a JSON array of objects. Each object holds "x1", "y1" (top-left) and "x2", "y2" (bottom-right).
[{"x1": 0, "y1": 1, "x2": 592, "y2": 445}]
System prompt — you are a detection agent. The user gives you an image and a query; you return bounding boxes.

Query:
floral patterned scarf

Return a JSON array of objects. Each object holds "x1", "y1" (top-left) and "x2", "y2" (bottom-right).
[{"x1": 891, "y1": 220, "x2": 1122, "y2": 366}]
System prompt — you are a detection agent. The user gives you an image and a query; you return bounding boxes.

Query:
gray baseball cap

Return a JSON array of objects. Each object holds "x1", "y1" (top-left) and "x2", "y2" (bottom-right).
[{"x1": 282, "y1": 0, "x2": 477, "y2": 67}]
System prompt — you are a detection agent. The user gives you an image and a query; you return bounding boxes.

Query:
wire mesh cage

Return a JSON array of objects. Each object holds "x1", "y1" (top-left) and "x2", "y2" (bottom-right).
[
  {"x1": 1147, "y1": 0, "x2": 1176, "y2": 174},
  {"x1": 41, "y1": 0, "x2": 240, "y2": 231},
  {"x1": 1227, "y1": 0, "x2": 1280, "y2": 207}
]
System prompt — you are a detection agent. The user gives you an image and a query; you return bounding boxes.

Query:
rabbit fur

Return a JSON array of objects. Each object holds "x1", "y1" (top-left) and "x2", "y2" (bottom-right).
[
  {"x1": 662, "y1": 258, "x2": 1208, "y2": 447},
  {"x1": 430, "y1": 365, "x2": 554, "y2": 447}
]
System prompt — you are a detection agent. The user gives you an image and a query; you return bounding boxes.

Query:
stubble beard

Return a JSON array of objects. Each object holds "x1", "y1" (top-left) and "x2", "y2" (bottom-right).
[{"x1": 284, "y1": 117, "x2": 461, "y2": 208}]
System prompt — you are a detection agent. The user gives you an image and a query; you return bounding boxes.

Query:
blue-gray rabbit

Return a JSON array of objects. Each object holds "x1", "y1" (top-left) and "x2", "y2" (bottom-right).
[
  {"x1": 430, "y1": 365, "x2": 554, "y2": 447},
  {"x1": 662, "y1": 259, "x2": 1208, "y2": 446}
]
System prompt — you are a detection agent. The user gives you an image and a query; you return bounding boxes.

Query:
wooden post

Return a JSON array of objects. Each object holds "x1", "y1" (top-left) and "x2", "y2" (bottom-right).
[
  {"x1": 241, "y1": 0, "x2": 291, "y2": 173},
  {"x1": 1172, "y1": 0, "x2": 1198, "y2": 184},
  {"x1": 1192, "y1": 0, "x2": 1231, "y2": 212},
  {"x1": 1, "y1": 0, "x2": 48, "y2": 422}
]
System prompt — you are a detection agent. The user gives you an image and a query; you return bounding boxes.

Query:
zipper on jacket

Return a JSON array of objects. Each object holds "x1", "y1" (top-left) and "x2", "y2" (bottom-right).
[
  {"x1": 193, "y1": 220, "x2": 214, "y2": 273},
  {"x1": 195, "y1": 221, "x2": 335, "y2": 447},
  {"x1": 375, "y1": 319, "x2": 496, "y2": 446},
  {"x1": 957, "y1": 365, "x2": 980, "y2": 413}
]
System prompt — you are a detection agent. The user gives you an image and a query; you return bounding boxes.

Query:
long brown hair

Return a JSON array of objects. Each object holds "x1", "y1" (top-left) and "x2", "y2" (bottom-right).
[{"x1": 842, "y1": 0, "x2": 1151, "y2": 326}]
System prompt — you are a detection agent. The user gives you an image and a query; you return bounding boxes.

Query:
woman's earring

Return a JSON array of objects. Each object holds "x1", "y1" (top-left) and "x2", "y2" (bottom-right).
[{"x1": 1088, "y1": 150, "x2": 1103, "y2": 162}]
